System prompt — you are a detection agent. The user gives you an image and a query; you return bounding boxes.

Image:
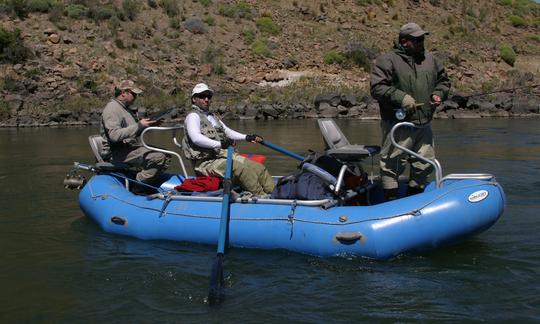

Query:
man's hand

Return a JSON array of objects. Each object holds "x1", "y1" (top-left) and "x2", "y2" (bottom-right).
[
  {"x1": 245, "y1": 134, "x2": 263, "y2": 143},
  {"x1": 431, "y1": 94, "x2": 442, "y2": 106},
  {"x1": 140, "y1": 118, "x2": 158, "y2": 128},
  {"x1": 402, "y1": 94, "x2": 416, "y2": 110},
  {"x1": 220, "y1": 138, "x2": 234, "y2": 149}
]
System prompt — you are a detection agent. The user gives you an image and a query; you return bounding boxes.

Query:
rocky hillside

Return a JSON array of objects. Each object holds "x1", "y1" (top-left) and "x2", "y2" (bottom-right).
[{"x1": 0, "y1": 0, "x2": 539, "y2": 126}]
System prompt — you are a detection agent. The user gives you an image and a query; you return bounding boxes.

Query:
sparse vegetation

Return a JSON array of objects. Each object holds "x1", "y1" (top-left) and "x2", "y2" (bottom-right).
[
  {"x1": 500, "y1": 45, "x2": 517, "y2": 66},
  {"x1": 160, "y1": 0, "x2": 179, "y2": 17},
  {"x1": 199, "y1": 0, "x2": 212, "y2": 7},
  {"x1": 242, "y1": 28, "x2": 256, "y2": 44},
  {"x1": 251, "y1": 38, "x2": 273, "y2": 57},
  {"x1": 0, "y1": 28, "x2": 30, "y2": 64},
  {"x1": 65, "y1": 4, "x2": 87, "y2": 19},
  {"x1": 27, "y1": 0, "x2": 51, "y2": 13},
  {"x1": 355, "y1": 0, "x2": 382, "y2": 6},
  {"x1": 509, "y1": 15, "x2": 527, "y2": 27},
  {"x1": 323, "y1": 50, "x2": 345, "y2": 65},
  {"x1": 256, "y1": 17, "x2": 281, "y2": 35},
  {"x1": 122, "y1": 0, "x2": 139, "y2": 21},
  {"x1": 218, "y1": 1, "x2": 253, "y2": 19}
]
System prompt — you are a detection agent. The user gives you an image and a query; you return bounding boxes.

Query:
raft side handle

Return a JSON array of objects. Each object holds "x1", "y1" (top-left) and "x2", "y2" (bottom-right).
[
  {"x1": 110, "y1": 216, "x2": 128, "y2": 226},
  {"x1": 335, "y1": 232, "x2": 363, "y2": 245}
]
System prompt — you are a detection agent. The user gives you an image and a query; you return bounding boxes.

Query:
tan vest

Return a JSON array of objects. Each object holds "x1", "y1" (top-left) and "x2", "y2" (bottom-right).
[{"x1": 182, "y1": 107, "x2": 227, "y2": 161}]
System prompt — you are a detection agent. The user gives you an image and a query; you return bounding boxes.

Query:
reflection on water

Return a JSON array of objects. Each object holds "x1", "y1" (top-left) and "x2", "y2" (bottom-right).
[{"x1": 0, "y1": 119, "x2": 539, "y2": 321}]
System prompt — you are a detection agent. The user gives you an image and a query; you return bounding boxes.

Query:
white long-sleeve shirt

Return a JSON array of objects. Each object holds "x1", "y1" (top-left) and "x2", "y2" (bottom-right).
[{"x1": 185, "y1": 111, "x2": 246, "y2": 149}]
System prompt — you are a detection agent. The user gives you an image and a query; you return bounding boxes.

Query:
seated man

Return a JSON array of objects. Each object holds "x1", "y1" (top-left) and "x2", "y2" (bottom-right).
[
  {"x1": 101, "y1": 80, "x2": 169, "y2": 190},
  {"x1": 182, "y1": 83, "x2": 274, "y2": 196}
]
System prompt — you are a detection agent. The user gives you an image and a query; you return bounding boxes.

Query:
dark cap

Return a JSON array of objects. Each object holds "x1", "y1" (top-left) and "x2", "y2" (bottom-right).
[{"x1": 399, "y1": 23, "x2": 429, "y2": 39}]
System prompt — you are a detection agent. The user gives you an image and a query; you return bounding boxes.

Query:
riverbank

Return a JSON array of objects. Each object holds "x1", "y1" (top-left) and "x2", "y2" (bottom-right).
[{"x1": 1, "y1": 91, "x2": 538, "y2": 127}]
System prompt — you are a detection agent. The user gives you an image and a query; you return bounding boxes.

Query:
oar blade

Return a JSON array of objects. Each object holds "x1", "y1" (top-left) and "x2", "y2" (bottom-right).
[{"x1": 208, "y1": 254, "x2": 225, "y2": 306}]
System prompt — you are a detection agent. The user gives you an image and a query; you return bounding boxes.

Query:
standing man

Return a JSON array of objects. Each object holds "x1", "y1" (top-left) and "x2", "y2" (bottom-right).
[
  {"x1": 182, "y1": 83, "x2": 274, "y2": 197},
  {"x1": 101, "y1": 80, "x2": 169, "y2": 191},
  {"x1": 370, "y1": 23, "x2": 450, "y2": 200}
]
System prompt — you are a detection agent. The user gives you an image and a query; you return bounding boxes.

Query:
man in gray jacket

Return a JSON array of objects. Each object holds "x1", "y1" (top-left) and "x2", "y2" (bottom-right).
[
  {"x1": 101, "y1": 80, "x2": 168, "y2": 190},
  {"x1": 370, "y1": 23, "x2": 450, "y2": 201}
]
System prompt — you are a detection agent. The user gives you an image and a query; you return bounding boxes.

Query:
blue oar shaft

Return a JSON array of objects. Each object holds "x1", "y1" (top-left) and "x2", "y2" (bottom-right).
[
  {"x1": 216, "y1": 146, "x2": 233, "y2": 254},
  {"x1": 261, "y1": 141, "x2": 304, "y2": 161}
]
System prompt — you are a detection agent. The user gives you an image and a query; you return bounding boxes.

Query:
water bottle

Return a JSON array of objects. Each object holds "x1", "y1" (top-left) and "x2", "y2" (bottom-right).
[{"x1": 395, "y1": 107, "x2": 406, "y2": 120}]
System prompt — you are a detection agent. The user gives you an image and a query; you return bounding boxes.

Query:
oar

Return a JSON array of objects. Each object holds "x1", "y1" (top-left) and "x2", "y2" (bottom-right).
[
  {"x1": 261, "y1": 140, "x2": 305, "y2": 161},
  {"x1": 208, "y1": 145, "x2": 233, "y2": 306}
]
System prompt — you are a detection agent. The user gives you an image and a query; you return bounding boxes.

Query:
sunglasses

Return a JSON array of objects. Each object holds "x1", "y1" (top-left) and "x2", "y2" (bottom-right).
[
  {"x1": 196, "y1": 94, "x2": 213, "y2": 100},
  {"x1": 409, "y1": 36, "x2": 425, "y2": 43}
]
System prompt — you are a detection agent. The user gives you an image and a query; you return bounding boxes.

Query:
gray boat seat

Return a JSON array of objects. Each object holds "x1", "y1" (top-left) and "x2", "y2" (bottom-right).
[
  {"x1": 317, "y1": 118, "x2": 380, "y2": 161},
  {"x1": 88, "y1": 135, "x2": 130, "y2": 171}
]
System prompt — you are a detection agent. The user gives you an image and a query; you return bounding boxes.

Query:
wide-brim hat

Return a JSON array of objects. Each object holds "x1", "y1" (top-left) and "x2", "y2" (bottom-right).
[{"x1": 191, "y1": 83, "x2": 213, "y2": 97}]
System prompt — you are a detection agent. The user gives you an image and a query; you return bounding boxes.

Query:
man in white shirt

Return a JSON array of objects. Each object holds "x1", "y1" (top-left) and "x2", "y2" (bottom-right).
[{"x1": 182, "y1": 83, "x2": 275, "y2": 196}]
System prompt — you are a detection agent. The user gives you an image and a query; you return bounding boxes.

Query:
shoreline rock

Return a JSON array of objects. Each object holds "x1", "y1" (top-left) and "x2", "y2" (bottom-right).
[{"x1": 1, "y1": 92, "x2": 538, "y2": 128}]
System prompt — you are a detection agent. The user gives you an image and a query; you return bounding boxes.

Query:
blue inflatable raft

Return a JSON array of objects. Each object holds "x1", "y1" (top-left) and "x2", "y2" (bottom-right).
[{"x1": 72, "y1": 121, "x2": 505, "y2": 260}]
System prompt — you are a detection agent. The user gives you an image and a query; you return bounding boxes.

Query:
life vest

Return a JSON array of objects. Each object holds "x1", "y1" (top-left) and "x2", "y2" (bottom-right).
[{"x1": 181, "y1": 106, "x2": 227, "y2": 161}]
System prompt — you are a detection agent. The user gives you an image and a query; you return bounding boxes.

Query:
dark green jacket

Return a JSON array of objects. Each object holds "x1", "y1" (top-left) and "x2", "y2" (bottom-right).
[{"x1": 370, "y1": 41, "x2": 450, "y2": 123}]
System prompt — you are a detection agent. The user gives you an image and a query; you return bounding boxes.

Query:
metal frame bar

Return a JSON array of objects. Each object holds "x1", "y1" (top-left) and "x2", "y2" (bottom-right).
[
  {"x1": 390, "y1": 122, "x2": 495, "y2": 188},
  {"x1": 140, "y1": 125, "x2": 189, "y2": 178}
]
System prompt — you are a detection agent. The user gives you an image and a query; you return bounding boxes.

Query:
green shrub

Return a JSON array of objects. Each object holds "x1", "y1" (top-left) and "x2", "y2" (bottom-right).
[
  {"x1": 0, "y1": 28, "x2": 30, "y2": 64},
  {"x1": 147, "y1": 0, "x2": 157, "y2": 9},
  {"x1": 500, "y1": 45, "x2": 516, "y2": 66},
  {"x1": 108, "y1": 15, "x2": 120, "y2": 37},
  {"x1": 256, "y1": 17, "x2": 281, "y2": 35},
  {"x1": 169, "y1": 17, "x2": 181, "y2": 29},
  {"x1": 114, "y1": 38, "x2": 125, "y2": 49},
  {"x1": 7, "y1": 0, "x2": 28, "y2": 18},
  {"x1": 323, "y1": 50, "x2": 345, "y2": 65},
  {"x1": 509, "y1": 15, "x2": 527, "y2": 27},
  {"x1": 88, "y1": 5, "x2": 114, "y2": 22},
  {"x1": 251, "y1": 38, "x2": 272, "y2": 57},
  {"x1": 122, "y1": 0, "x2": 139, "y2": 21},
  {"x1": 343, "y1": 41, "x2": 376, "y2": 70},
  {"x1": 65, "y1": 4, "x2": 87, "y2": 19},
  {"x1": 242, "y1": 28, "x2": 256, "y2": 44},
  {"x1": 218, "y1": 1, "x2": 252, "y2": 19},
  {"x1": 355, "y1": 0, "x2": 381, "y2": 6},
  {"x1": 160, "y1": 0, "x2": 179, "y2": 17},
  {"x1": 48, "y1": 2, "x2": 63, "y2": 23},
  {"x1": 527, "y1": 34, "x2": 540, "y2": 43},
  {"x1": 27, "y1": 0, "x2": 51, "y2": 13},
  {"x1": 203, "y1": 15, "x2": 215, "y2": 26},
  {"x1": 199, "y1": 0, "x2": 212, "y2": 7},
  {"x1": 497, "y1": 0, "x2": 512, "y2": 6}
]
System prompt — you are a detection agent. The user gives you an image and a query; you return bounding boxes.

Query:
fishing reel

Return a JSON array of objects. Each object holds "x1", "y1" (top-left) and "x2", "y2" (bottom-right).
[{"x1": 63, "y1": 169, "x2": 87, "y2": 190}]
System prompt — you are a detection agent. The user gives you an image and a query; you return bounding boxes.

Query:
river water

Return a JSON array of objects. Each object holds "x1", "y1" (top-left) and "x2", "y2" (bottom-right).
[{"x1": 0, "y1": 119, "x2": 538, "y2": 322}]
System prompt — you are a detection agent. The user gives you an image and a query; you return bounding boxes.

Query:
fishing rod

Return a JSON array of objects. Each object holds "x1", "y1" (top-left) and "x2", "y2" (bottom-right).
[{"x1": 453, "y1": 84, "x2": 540, "y2": 100}]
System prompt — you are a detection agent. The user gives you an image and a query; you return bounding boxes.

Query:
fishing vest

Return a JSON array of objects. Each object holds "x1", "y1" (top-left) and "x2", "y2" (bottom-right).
[{"x1": 182, "y1": 106, "x2": 227, "y2": 161}]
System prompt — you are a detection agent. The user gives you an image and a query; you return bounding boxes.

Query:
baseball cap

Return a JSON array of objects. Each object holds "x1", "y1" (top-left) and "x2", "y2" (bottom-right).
[
  {"x1": 399, "y1": 23, "x2": 429, "y2": 39},
  {"x1": 117, "y1": 80, "x2": 143, "y2": 94},
  {"x1": 191, "y1": 83, "x2": 213, "y2": 97}
]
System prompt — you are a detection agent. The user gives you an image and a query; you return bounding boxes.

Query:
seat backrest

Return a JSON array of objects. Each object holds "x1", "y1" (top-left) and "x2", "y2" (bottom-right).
[
  {"x1": 317, "y1": 118, "x2": 350, "y2": 149},
  {"x1": 88, "y1": 134, "x2": 106, "y2": 163}
]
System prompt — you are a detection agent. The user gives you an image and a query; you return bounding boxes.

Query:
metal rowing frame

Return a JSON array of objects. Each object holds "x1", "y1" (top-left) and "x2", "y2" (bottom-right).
[
  {"x1": 389, "y1": 122, "x2": 494, "y2": 188},
  {"x1": 140, "y1": 125, "x2": 189, "y2": 178}
]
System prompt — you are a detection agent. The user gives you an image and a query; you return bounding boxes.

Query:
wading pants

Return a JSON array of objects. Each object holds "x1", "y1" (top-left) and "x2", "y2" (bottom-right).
[
  {"x1": 195, "y1": 153, "x2": 275, "y2": 196},
  {"x1": 379, "y1": 120, "x2": 435, "y2": 190},
  {"x1": 113, "y1": 146, "x2": 169, "y2": 185}
]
